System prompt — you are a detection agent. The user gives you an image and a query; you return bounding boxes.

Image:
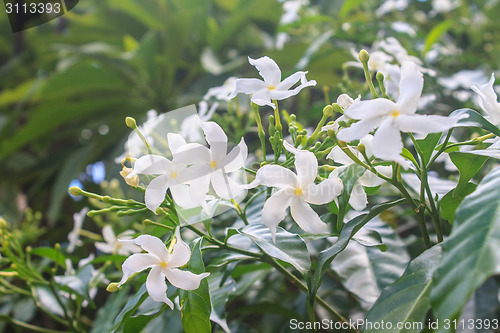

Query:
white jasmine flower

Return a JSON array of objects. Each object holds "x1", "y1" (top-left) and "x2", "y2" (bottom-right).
[
  {"x1": 376, "y1": 0, "x2": 409, "y2": 16},
  {"x1": 247, "y1": 141, "x2": 343, "y2": 240},
  {"x1": 67, "y1": 207, "x2": 89, "y2": 253},
  {"x1": 95, "y1": 226, "x2": 141, "y2": 256},
  {"x1": 180, "y1": 101, "x2": 218, "y2": 142},
  {"x1": 322, "y1": 94, "x2": 360, "y2": 133},
  {"x1": 118, "y1": 229, "x2": 210, "y2": 308},
  {"x1": 439, "y1": 69, "x2": 487, "y2": 90},
  {"x1": 471, "y1": 73, "x2": 500, "y2": 125},
  {"x1": 203, "y1": 77, "x2": 237, "y2": 101},
  {"x1": 337, "y1": 61, "x2": 461, "y2": 167},
  {"x1": 229, "y1": 56, "x2": 316, "y2": 109},
  {"x1": 276, "y1": 0, "x2": 308, "y2": 49}
]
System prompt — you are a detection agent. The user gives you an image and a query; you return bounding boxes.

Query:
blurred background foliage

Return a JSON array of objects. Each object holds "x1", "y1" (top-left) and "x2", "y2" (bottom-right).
[{"x1": 1, "y1": 0, "x2": 500, "y2": 329}]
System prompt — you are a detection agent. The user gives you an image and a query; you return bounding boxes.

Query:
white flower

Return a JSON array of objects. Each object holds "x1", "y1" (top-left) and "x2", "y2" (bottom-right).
[
  {"x1": 180, "y1": 101, "x2": 218, "y2": 142},
  {"x1": 95, "y1": 226, "x2": 141, "y2": 256},
  {"x1": 322, "y1": 94, "x2": 360, "y2": 133},
  {"x1": 376, "y1": 0, "x2": 409, "y2": 16},
  {"x1": 203, "y1": 77, "x2": 237, "y2": 101},
  {"x1": 118, "y1": 229, "x2": 209, "y2": 308},
  {"x1": 327, "y1": 135, "x2": 392, "y2": 211},
  {"x1": 337, "y1": 61, "x2": 461, "y2": 167},
  {"x1": 67, "y1": 207, "x2": 89, "y2": 253},
  {"x1": 247, "y1": 141, "x2": 343, "y2": 240},
  {"x1": 471, "y1": 73, "x2": 500, "y2": 125},
  {"x1": 229, "y1": 56, "x2": 316, "y2": 109}
]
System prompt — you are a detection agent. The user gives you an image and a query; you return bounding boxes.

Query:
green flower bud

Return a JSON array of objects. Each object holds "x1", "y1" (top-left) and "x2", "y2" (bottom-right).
[
  {"x1": 323, "y1": 105, "x2": 333, "y2": 117},
  {"x1": 68, "y1": 186, "x2": 83, "y2": 196},
  {"x1": 358, "y1": 49, "x2": 370, "y2": 64},
  {"x1": 125, "y1": 117, "x2": 137, "y2": 129},
  {"x1": 332, "y1": 103, "x2": 344, "y2": 115},
  {"x1": 106, "y1": 282, "x2": 120, "y2": 293}
]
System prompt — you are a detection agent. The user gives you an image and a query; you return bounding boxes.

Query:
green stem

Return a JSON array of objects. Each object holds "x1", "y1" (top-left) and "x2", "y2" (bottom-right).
[
  {"x1": 361, "y1": 62, "x2": 378, "y2": 98},
  {"x1": 0, "y1": 316, "x2": 71, "y2": 333},
  {"x1": 252, "y1": 103, "x2": 267, "y2": 163}
]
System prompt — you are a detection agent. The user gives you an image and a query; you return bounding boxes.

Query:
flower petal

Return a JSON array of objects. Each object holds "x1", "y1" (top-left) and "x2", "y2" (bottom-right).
[
  {"x1": 250, "y1": 89, "x2": 274, "y2": 108},
  {"x1": 349, "y1": 183, "x2": 368, "y2": 211},
  {"x1": 229, "y1": 78, "x2": 266, "y2": 98},
  {"x1": 221, "y1": 138, "x2": 248, "y2": 173},
  {"x1": 262, "y1": 189, "x2": 293, "y2": 241},
  {"x1": 145, "y1": 175, "x2": 169, "y2": 213},
  {"x1": 276, "y1": 71, "x2": 307, "y2": 91},
  {"x1": 290, "y1": 197, "x2": 328, "y2": 234},
  {"x1": 371, "y1": 118, "x2": 405, "y2": 165},
  {"x1": 211, "y1": 169, "x2": 243, "y2": 200},
  {"x1": 284, "y1": 141, "x2": 318, "y2": 186},
  {"x1": 303, "y1": 177, "x2": 343, "y2": 205},
  {"x1": 95, "y1": 242, "x2": 113, "y2": 254},
  {"x1": 471, "y1": 73, "x2": 500, "y2": 124},
  {"x1": 188, "y1": 173, "x2": 211, "y2": 204},
  {"x1": 167, "y1": 133, "x2": 188, "y2": 155},
  {"x1": 249, "y1": 56, "x2": 281, "y2": 86},
  {"x1": 246, "y1": 165, "x2": 297, "y2": 189},
  {"x1": 132, "y1": 155, "x2": 172, "y2": 176},
  {"x1": 337, "y1": 116, "x2": 383, "y2": 142},
  {"x1": 344, "y1": 98, "x2": 396, "y2": 120},
  {"x1": 396, "y1": 61, "x2": 423, "y2": 115},
  {"x1": 129, "y1": 235, "x2": 170, "y2": 262},
  {"x1": 326, "y1": 146, "x2": 357, "y2": 166},
  {"x1": 102, "y1": 225, "x2": 116, "y2": 244},
  {"x1": 167, "y1": 228, "x2": 191, "y2": 268},
  {"x1": 164, "y1": 268, "x2": 210, "y2": 291},
  {"x1": 170, "y1": 183, "x2": 198, "y2": 209},
  {"x1": 201, "y1": 121, "x2": 228, "y2": 163},
  {"x1": 396, "y1": 114, "x2": 460, "y2": 134},
  {"x1": 118, "y1": 253, "x2": 159, "y2": 287},
  {"x1": 357, "y1": 167, "x2": 390, "y2": 187},
  {"x1": 146, "y1": 266, "x2": 174, "y2": 308}
]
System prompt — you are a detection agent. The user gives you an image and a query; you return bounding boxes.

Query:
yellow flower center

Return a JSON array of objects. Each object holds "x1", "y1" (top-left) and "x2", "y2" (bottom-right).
[
  {"x1": 294, "y1": 187, "x2": 303, "y2": 197},
  {"x1": 268, "y1": 85, "x2": 276, "y2": 91},
  {"x1": 391, "y1": 109, "x2": 400, "y2": 118},
  {"x1": 159, "y1": 262, "x2": 167, "y2": 268},
  {"x1": 170, "y1": 171, "x2": 178, "y2": 179},
  {"x1": 210, "y1": 160, "x2": 217, "y2": 169}
]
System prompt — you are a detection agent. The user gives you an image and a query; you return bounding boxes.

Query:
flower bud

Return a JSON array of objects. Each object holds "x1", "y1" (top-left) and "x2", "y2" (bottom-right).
[
  {"x1": 125, "y1": 117, "x2": 137, "y2": 129},
  {"x1": 106, "y1": 282, "x2": 120, "y2": 293},
  {"x1": 68, "y1": 186, "x2": 83, "y2": 196},
  {"x1": 323, "y1": 105, "x2": 333, "y2": 117},
  {"x1": 120, "y1": 166, "x2": 139, "y2": 187},
  {"x1": 358, "y1": 49, "x2": 370, "y2": 64},
  {"x1": 357, "y1": 143, "x2": 366, "y2": 155},
  {"x1": 332, "y1": 103, "x2": 344, "y2": 115}
]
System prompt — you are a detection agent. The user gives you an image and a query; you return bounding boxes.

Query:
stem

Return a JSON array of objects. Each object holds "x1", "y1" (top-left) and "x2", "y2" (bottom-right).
[
  {"x1": 0, "y1": 316, "x2": 71, "y2": 333},
  {"x1": 361, "y1": 62, "x2": 378, "y2": 98},
  {"x1": 428, "y1": 129, "x2": 453, "y2": 167},
  {"x1": 252, "y1": 103, "x2": 267, "y2": 163}
]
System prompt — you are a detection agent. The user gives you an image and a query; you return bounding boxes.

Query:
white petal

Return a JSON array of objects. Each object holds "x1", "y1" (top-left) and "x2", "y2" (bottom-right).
[
  {"x1": 290, "y1": 197, "x2": 328, "y2": 234},
  {"x1": 221, "y1": 138, "x2": 248, "y2": 173},
  {"x1": 168, "y1": 228, "x2": 191, "y2": 268},
  {"x1": 129, "y1": 235, "x2": 170, "y2": 262},
  {"x1": 349, "y1": 183, "x2": 368, "y2": 211},
  {"x1": 95, "y1": 242, "x2": 113, "y2": 254},
  {"x1": 249, "y1": 56, "x2": 281, "y2": 86},
  {"x1": 171, "y1": 144, "x2": 211, "y2": 165},
  {"x1": 276, "y1": 71, "x2": 307, "y2": 90},
  {"x1": 262, "y1": 189, "x2": 293, "y2": 241},
  {"x1": 118, "y1": 253, "x2": 159, "y2": 287},
  {"x1": 246, "y1": 165, "x2": 297, "y2": 189},
  {"x1": 211, "y1": 169, "x2": 243, "y2": 200},
  {"x1": 164, "y1": 268, "x2": 210, "y2": 291},
  {"x1": 170, "y1": 184, "x2": 198, "y2": 209},
  {"x1": 337, "y1": 117, "x2": 383, "y2": 142},
  {"x1": 146, "y1": 266, "x2": 174, "y2": 308},
  {"x1": 359, "y1": 135, "x2": 374, "y2": 157},
  {"x1": 357, "y1": 167, "x2": 389, "y2": 187},
  {"x1": 328, "y1": 165, "x2": 346, "y2": 179},
  {"x1": 167, "y1": 133, "x2": 188, "y2": 155},
  {"x1": 471, "y1": 73, "x2": 500, "y2": 124},
  {"x1": 303, "y1": 177, "x2": 343, "y2": 205},
  {"x1": 101, "y1": 225, "x2": 116, "y2": 244},
  {"x1": 396, "y1": 61, "x2": 423, "y2": 115},
  {"x1": 371, "y1": 118, "x2": 405, "y2": 164},
  {"x1": 344, "y1": 98, "x2": 396, "y2": 120},
  {"x1": 229, "y1": 78, "x2": 266, "y2": 98},
  {"x1": 396, "y1": 114, "x2": 459, "y2": 134},
  {"x1": 284, "y1": 141, "x2": 318, "y2": 186},
  {"x1": 201, "y1": 121, "x2": 227, "y2": 163},
  {"x1": 188, "y1": 173, "x2": 211, "y2": 204},
  {"x1": 145, "y1": 175, "x2": 169, "y2": 213},
  {"x1": 326, "y1": 145, "x2": 357, "y2": 166},
  {"x1": 250, "y1": 89, "x2": 275, "y2": 108},
  {"x1": 132, "y1": 155, "x2": 172, "y2": 176},
  {"x1": 269, "y1": 89, "x2": 297, "y2": 100}
]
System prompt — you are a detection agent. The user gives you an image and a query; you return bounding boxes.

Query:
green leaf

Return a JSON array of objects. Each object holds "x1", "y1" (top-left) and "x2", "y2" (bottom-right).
[
  {"x1": 450, "y1": 151, "x2": 488, "y2": 197},
  {"x1": 337, "y1": 163, "x2": 366, "y2": 230},
  {"x1": 239, "y1": 224, "x2": 311, "y2": 275},
  {"x1": 340, "y1": 0, "x2": 365, "y2": 18},
  {"x1": 430, "y1": 166, "x2": 500, "y2": 330},
  {"x1": 415, "y1": 133, "x2": 442, "y2": 165},
  {"x1": 424, "y1": 20, "x2": 452, "y2": 54},
  {"x1": 207, "y1": 272, "x2": 236, "y2": 333},
  {"x1": 306, "y1": 199, "x2": 405, "y2": 317},
  {"x1": 331, "y1": 218, "x2": 409, "y2": 305},
  {"x1": 401, "y1": 148, "x2": 419, "y2": 169},
  {"x1": 30, "y1": 247, "x2": 67, "y2": 268},
  {"x1": 439, "y1": 182, "x2": 476, "y2": 223},
  {"x1": 459, "y1": 140, "x2": 500, "y2": 159},
  {"x1": 110, "y1": 284, "x2": 149, "y2": 333},
  {"x1": 450, "y1": 108, "x2": 500, "y2": 137},
  {"x1": 180, "y1": 238, "x2": 211, "y2": 333},
  {"x1": 365, "y1": 245, "x2": 442, "y2": 333}
]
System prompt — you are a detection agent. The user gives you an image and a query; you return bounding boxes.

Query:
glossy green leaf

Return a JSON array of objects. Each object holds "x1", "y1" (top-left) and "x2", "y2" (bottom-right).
[
  {"x1": 180, "y1": 238, "x2": 212, "y2": 333},
  {"x1": 365, "y1": 245, "x2": 442, "y2": 333},
  {"x1": 306, "y1": 199, "x2": 405, "y2": 317},
  {"x1": 450, "y1": 108, "x2": 500, "y2": 137},
  {"x1": 439, "y1": 182, "x2": 476, "y2": 223},
  {"x1": 431, "y1": 166, "x2": 500, "y2": 330},
  {"x1": 424, "y1": 20, "x2": 452, "y2": 54},
  {"x1": 415, "y1": 133, "x2": 442, "y2": 165},
  {"x1": 110, "y1": 284, "x2": 149, "y2": 333},
  {"x1": 401, "y1": 148, "x2": 419, "y2": 169},
  {"x1": 450, "y1": 151, "x2": 488, "y2": 197},
  {"x1": 30, "y1": 247, "x2": 67, "y2": 268},
  {"x1": 239, "y1": 224, "x2": 311, "y2": 275}
]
